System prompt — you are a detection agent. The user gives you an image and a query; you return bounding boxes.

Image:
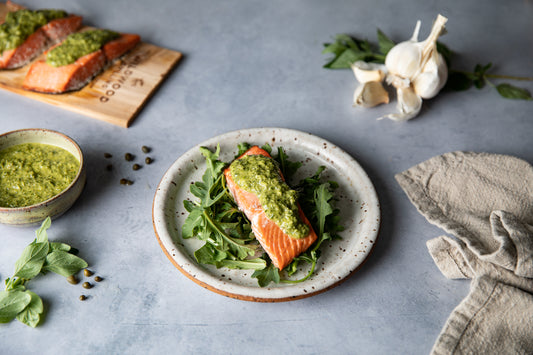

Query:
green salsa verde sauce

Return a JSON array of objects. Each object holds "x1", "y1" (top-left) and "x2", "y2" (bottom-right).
[
  {"x1": 0, "y1": 143, "x2": 80, "y2": 208},
  {"x1": 46, "y1": 29, "x2": 120, "y2": 67},
  {"x1": 0, "y1": 9, "x2": 67, "y2": 54},
  {"x1": 229, "y1": 154, "x2": 309, "y2": 239}
]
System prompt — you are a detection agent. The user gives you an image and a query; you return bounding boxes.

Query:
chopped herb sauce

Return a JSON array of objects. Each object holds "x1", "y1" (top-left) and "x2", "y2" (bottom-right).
[
  {"x1": 46, "y1": 29, "x2": 119, "y2": 67},
  {"x1": 229, "y1": 154, "x2": 309, "y2": 239},
  {"x1": 0, "y1": 143, "x2": 79, "y2": 208}
]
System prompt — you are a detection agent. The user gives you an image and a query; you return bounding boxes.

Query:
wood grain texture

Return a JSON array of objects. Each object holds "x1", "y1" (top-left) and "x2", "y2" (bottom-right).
[{"x1": 0, "y1": 3, "x2": 182, "y2": 127}]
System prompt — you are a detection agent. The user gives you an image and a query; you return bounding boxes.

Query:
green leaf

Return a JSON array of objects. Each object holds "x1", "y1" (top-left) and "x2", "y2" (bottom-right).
[
  {"x1": 252, "y1": 263, "x2": 280, "y2": 287},
  {"x1": 42, "y1": 250, "x2": 88, "y2": 277},
  {"x1": 16, "y1": 291, "x2": 43, "y2": 328},
  {"x1": 377, "y1": 29, "x2": 395, "y2": 55},
  {"x1": 49, "y1": 242, "x2": 71, "y2": 252},
  {"x1": 237, "y1": 142, "x2": 252, "y2": 156},
  {"x1": 13, "y1": 241, "x2": 49, "y2": 280},
  {"x1": 182, "y1": 207, "x2": 204, "y2": 239},
  {"x1": 325, "y1": 48, "x2": 364, "y2": 69},
  {"x1": 496, "y1": 83, "x2": 533, "y2": 100},
  {"x1": 445, "y1": 72, "x2": 473, "y2": 91},
  {"x1": 260, "y1": 143, "x2": 272, "y2": 155},
  {"x1": 436, "y1": 41, "x2": 452, "y2": 67},
  {"x1": 194, "y1": 243, "x2": 227, "y2": 264},
  {"x1": 274, "y1": 147, "x2": 302, "y2": 182},
  {"x1": 35, "y1": 217, "x2": 51, "y2": 243},
  {"x1": 0, "y1": 289, "x2": 31, "y2": 323},
  {"x1": 216, "y1": 258, "x2": 267, "y2": 270},
  {"x1": 314, "y1": 183, "x2": 334, "y2": 236}
]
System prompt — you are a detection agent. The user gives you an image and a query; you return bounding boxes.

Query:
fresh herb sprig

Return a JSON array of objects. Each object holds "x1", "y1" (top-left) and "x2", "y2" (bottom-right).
[
  {"x1": 0, "y1": 217, "x2": 88, "y2": 327},
  {"x1": 322, "y1": 30, "x2": 532, "y2": 101},
  {"x1": 182, "y1": 144, "x2": 343, "y2": 287}
]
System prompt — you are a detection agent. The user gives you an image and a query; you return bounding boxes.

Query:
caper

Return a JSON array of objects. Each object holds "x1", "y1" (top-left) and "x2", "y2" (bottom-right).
[
  {"x1": 120, "y1": 178, "x2": 134, "y2": 185},
  {"x1": 67, "y1": 275, "x2": 78, "y2": 285},
  {"x1": 132, "y1": 163, "x2": 141, "y2": 171},
  {"x1": 84, "y1": 269, "x2": 93, "y2": 277},
  {"x1": 94, "y1": 276, "x2": 103, "y2": 282},
  {"x1": 82, "y1": 282, "x2": 92, "y2": 289},
  {"x1": 104, "y1": 153, "x2": 112, "y2": 158},
  {"x1": 145, "y1": 157, "x2": 153, "y2": 164},
  {"x1": 106, "y1": 164, "x2": 113, "y2": 171},
  {"x1": 124, "y1": 153, "x2": 134, "y2": 161},
  {"x1": 79, "y1": 295, "x2": 87, "y2": 301},
  {"x1": 141, "y1": 146, "x2": 151, "y2": 153}
]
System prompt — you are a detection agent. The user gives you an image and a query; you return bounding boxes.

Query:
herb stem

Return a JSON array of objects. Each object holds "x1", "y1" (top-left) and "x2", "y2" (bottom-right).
[
  {"x1": 451, "y1": 69, "x2": 533, "y2": 81},
  {"x1": 281, "y1": 259, "x2": 316, "y2": 284}
]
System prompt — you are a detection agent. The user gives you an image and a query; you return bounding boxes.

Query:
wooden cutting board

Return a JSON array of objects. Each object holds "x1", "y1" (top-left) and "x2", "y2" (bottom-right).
[{"x1": 0, "y1": 3, "x2": 182, "y2": 127}]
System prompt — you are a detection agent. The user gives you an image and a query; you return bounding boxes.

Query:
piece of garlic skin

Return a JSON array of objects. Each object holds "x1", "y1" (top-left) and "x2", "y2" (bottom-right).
[
  {"x1": 380, "y1": 85, "x2": 422, "y2": 121},
  {"x1": 353, "y1": 81, "x2": 390, "y2": 108},
  {"x1": 351, "y1": 61, "x2": 387, "y2": 83}
]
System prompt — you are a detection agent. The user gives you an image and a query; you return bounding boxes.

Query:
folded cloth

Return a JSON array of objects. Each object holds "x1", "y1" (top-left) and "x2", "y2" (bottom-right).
[{"x1": 395, "y1": 151, "x2": 533, "y2": 354}]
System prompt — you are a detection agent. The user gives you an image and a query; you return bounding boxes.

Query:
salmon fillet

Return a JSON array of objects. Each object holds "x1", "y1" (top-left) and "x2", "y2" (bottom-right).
[
  {"x1": 22, "y1": 33, "x2": 140, "y2": 94},
  {"x1": 224, "y1": 146, "x2": 318, "y2": 270},
  {"x1": 0, "y1": 14, "x2": 82, "y2": 69}
]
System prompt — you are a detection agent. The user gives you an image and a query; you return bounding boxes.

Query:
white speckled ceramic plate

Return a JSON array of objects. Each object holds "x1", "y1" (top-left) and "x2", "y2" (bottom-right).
[{"x1": 152, "y1": 128, "x2": 380, "y2": 302}]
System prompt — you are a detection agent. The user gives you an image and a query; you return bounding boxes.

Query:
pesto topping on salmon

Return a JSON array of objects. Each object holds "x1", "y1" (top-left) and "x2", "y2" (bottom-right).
[
  {"x1": 45, "y1": 29, "x2": 119, "y2": 67},
  {"x1": 0, "y1": 143, "x2": 80, "y2": 208},
  {"x1": 229, "y1": 154, "x2": 310, "y2": 239},
  {"x1": 0, "y1": 9, "x2": 67, "y2": 54}
]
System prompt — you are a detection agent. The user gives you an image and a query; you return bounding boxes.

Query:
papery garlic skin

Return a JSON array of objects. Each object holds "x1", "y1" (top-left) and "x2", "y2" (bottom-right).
[{"x1": 353, "y1": 81, "x2": 390, "y2": 108}]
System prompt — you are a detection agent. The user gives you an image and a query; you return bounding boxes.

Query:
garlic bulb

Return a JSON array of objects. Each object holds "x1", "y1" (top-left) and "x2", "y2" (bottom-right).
[
  {"x1": 382, "y1": 14, "x2": 448, "y2": 121},
  {"x1": 351, "y1": 61, "x2": 389, "y2": 108}
]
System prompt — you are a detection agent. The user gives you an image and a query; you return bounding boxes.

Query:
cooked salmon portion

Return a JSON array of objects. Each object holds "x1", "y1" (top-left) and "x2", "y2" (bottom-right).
[
  {"x1": 23, "y1": 33, "x2": 140, "y2": 93},
  {"x1": 22, "y1": 50, "x2": 106, "y2": 93},
  {"x1": 0, "y1": 28, "x2": 47, "y2": 69},
  {"x1": 102, "y1": 33, "x2": 140, "y2": 61},
  {"x1": 0, "y1": 13, "x2": 82, "y2": 69},
  {"x1": 224, "y1": 146, "x2": 318, "y2": 270},
  {"x1": 41, "y1": 15, "x2": 83, "y2": 43}
]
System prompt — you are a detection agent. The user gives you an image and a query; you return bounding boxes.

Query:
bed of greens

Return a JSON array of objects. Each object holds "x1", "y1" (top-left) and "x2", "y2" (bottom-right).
[{"x1": 182, "y1": 143, "x2": 344, "y2": 287}]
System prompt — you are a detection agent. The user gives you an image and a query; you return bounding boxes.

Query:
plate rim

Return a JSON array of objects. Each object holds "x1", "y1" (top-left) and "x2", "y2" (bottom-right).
[{"x1": 152, "y1": 127, "x2": 380, "y2": 302}]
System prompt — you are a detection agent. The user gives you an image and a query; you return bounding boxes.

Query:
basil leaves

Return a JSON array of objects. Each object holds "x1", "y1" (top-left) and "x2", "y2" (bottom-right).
[{"x1": 0, "y1": 217, "x2": 88, "y2": 327}]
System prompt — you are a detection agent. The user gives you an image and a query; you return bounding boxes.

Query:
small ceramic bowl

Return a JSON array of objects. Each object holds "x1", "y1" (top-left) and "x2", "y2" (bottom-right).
[{"x1": 0, "y1": 128, "x2": 86, "y2": 226}]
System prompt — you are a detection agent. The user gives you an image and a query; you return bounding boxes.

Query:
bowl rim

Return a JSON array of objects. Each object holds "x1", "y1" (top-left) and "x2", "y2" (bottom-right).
[{"x1": 0, "y1": 128, "x2": 85, "y2": 211}]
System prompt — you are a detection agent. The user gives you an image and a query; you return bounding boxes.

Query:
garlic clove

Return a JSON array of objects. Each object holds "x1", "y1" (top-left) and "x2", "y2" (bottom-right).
[
  {"x1": 379, "y1": 86, "x2": 422, "y2": 121},
  {"x1": 413, "y1": 51, "x2": 448, "y2": 99},
  {"x1": 351, "y1": 61, "x2": 387, "y2": 83},
  {"x1": 353, "y1": 81, "x2": 390, "y2": 108}
]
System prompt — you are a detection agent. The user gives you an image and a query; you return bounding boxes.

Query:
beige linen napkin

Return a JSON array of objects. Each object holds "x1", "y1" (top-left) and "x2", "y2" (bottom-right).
[{"x1": 395, "y1": 151, "x2": 533, "y2": 354}]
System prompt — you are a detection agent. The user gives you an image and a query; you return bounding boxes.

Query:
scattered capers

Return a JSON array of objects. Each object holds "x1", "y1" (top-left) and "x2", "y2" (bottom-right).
[
  {"x1": 141, "y1": 146, "x2": 151, "y2": 153},
  {"x1": 94, "y1": 276, "x2": 103, "y2": 282},
  {"x1": 84, "y1": 269, "x2": 94, "y2": 277},
  {"x1": 82, "y1": 282, "x2": 92, "y2": 289},
  {"x1": 120, "y1": 178, "x2": 134, "y2": 185},
  {"x1": 145, "y1": 157, "x2": 153, "y2": 164},
  {"x1": 104, "y1": 153, "x2": 112, "y2": 158},
  {"x1": 132, "y1": 164, "x2": 141, "y2": 171},
  {"x1": 79, "y1": 295, "x2": 87, "y2": 301},
  {"x1": 67, "y1": 275, "x2": 78, "y2": 285},
  {"x1": 124, "y1": 153, "x2": 134, "y2": 161}
]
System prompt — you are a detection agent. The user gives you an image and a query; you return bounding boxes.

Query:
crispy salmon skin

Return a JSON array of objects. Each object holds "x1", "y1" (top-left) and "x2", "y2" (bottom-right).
[{"x1": 224, "y1": 146, "x2": 318, "y2": 270}]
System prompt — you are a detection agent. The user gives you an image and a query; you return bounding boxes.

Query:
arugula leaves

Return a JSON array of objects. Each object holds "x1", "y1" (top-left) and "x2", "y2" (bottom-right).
[
  {"x1": 183, "y1": 144, "x2": 343, "y2": 287},
  {"x1": 0, "y1": 217, "x2": 88, "y2": 327},
  {"x1": 323, "y1": 30, "x2": 532, "y2": 101}
]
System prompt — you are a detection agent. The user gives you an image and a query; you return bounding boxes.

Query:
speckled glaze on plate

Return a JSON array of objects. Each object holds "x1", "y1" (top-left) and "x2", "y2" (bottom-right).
[{"x1": 152, "y1": 128, "x2": 380, "y2": 302}]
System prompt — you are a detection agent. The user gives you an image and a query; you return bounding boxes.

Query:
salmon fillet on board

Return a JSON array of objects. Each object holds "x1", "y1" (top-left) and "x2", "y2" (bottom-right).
[
  {"x1": 0, "y1": 14, "x2": 82, "y2": 69},
  {"x1": 22, "y1": 33, "x2": 140, "y2": 93},
  {"x1": 224, "y1": 146, "x2": 318, "y2": 270}
]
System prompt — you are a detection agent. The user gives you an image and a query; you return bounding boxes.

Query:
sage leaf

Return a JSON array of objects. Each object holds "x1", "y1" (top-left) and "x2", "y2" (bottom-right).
[
  {"x1": 35, "y1": 217, "x2": 51, "y2": 243},
  {"x1": 43, "y1": 250, "x2": 88, "y2": 277},
  {"x1": 13, "y1": 241, "x2": 49, "y2": 280},
  {"x1": 496, "y1": 83, "x2": 533, "y2": 100},
  {"x1": 49, "y1": 242, "x2": 71, "y2": 252},
  {"x1": 0, "y1": 290, "x2": 31, "y2": 323},
  {"x1": 16, "y1": 291, "x2": 43, "y2": 328},
  {"x1": 377, "y1": 29, "x2": 395, "y2": 55}
]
